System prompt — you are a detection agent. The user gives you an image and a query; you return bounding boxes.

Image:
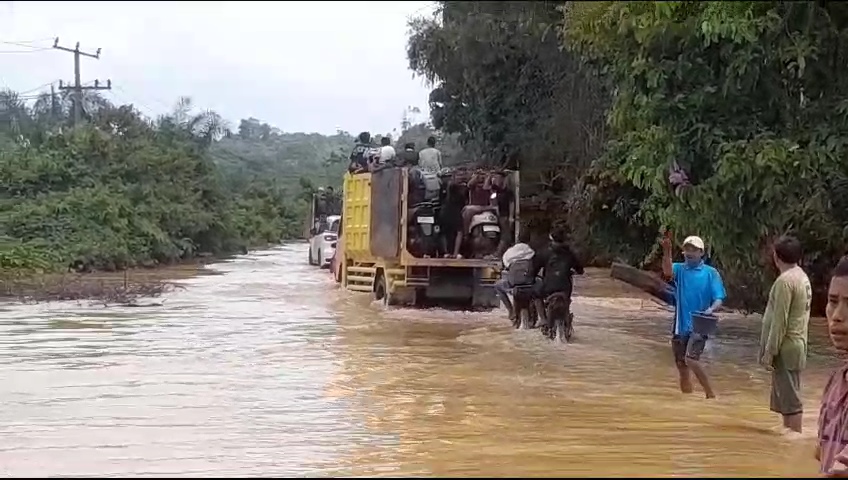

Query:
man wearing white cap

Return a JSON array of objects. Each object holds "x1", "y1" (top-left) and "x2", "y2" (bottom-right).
[{"x1": 661, "y1": 233, "x2": 727, "y2": 399}]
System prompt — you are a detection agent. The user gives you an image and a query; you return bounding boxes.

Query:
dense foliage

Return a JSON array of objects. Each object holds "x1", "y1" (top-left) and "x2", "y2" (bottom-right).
[
  {"x1": 408, "y1": 1, "x2": 848, "y2": 311},
  {"x1": 0, "y1": 89, "x2": 351, "y2": 274},
  {"x1": 407, "y1": 1, "x2": 648, "y2": 265}
]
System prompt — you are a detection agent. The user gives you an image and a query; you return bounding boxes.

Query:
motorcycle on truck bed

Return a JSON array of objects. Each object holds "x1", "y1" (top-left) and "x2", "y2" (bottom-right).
[{"x1": 335, "y1": 167, "x2": 520, "y2": 309}]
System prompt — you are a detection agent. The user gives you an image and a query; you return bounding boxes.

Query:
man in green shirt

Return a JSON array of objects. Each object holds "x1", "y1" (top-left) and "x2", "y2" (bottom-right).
[{"x1": 759, "y1": 235, "x2": 812, "y2": 433}]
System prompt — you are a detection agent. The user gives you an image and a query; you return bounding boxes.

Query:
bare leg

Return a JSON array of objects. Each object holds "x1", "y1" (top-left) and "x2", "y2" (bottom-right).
[
  {"x1": 452, "y1": 232, "x2": 463, "y2": 257},
  {"x1": 495, "y1": 217, "x2": 512, "y2": 257},
  {"x1": 685, "y1": 358, "x2": 716, "y2": 399},
  {"x1": 676, "y1": 364, "x2": 694, "y2": 394},
  {"x1": 534, "y1": 298, "x2": 547, "y2": 329},
  {"x1": 783, "y1": 413, "x2": 802, "y2": 433},
  {"x1": 672, "y1": 336, "x2": 694, "y2": 394}
]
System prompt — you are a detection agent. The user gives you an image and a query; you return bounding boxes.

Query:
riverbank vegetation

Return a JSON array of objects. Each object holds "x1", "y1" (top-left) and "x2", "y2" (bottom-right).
[
  {"x1": 407, "y1": 1, "x2": 848, "y2": 312},
  {"x1": 0, "y1": 89, "x2": 354, "y2": 291}
]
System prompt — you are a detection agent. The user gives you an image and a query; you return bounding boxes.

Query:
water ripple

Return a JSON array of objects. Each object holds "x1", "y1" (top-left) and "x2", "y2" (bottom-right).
[{"x1": 0, "y1": 243, "x2": 836, "y2": 477}]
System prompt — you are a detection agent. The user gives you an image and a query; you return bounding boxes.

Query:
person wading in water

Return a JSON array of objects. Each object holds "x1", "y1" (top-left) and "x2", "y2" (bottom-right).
[
  {"x1": 759, "y1": 235, "x2": 812, "y2": 433},
  {"x1": 661, "y1": 234, "x2": 726, "y2": 399}
]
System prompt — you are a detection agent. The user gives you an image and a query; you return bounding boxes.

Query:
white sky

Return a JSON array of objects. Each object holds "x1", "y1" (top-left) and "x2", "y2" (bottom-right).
[{"x1": 0, "y1": 1, "x2": 436, "y2": 135}]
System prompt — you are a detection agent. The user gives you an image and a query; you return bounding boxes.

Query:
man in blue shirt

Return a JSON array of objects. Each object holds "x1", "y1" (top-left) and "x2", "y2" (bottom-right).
[{"x1": 661, "y1": 234, "x2": 726, "y2": 399}]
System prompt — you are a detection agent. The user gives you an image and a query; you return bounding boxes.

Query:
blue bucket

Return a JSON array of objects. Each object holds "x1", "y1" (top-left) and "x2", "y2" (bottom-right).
[{"x1": 691, "y1": 312, "x2": 718, "y2": 336}]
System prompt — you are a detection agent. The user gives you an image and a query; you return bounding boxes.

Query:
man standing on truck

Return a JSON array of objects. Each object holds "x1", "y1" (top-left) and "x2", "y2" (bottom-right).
[
  {"x1": 378, "y1": 136, "x2": 396, "y2": 167},
  {"x1": 348, "y1": 132, "x2": 373, "y2": 174},
  {"x1": 397, "y1": 142, "x2": 419, "y2": 167},
  {"x1": 325, "y1": 186, "x2": 341, "y2": 215},
  {"x1": 661, "y1": 233, "x2": 726, "y2": 399},
  {"x1": 532, "y1": 228, "x2": 584, "y2": 328},
  {"x1": 418, "y1": 136, "x2": 443, "y2": 173},
  {"x1": 489, "y1": 171, "x2": 515, "y2": 256}
]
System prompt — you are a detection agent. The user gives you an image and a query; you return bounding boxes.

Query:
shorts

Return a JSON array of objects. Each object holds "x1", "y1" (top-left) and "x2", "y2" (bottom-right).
[
  {"x1": 770, "y1": 360, "x2": 803, "y2": 415},
  {"x1": 672, "y1": 333, "x2": 708, "y2": 367}
]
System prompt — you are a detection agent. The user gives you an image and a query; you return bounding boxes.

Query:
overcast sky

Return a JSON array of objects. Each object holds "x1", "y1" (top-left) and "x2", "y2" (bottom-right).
[{"x1": 0, "y1": 1, "x2": 435, "y2": 136}]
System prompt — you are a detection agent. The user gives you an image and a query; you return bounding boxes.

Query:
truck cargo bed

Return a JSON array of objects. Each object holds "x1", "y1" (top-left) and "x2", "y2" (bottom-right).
[{"x1": 401, "y1": 255, "x2": 499, "y2": 268}]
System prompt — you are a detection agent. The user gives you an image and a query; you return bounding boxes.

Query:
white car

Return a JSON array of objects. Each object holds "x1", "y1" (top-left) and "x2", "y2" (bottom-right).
[{"x1": 308, "y1": 215, "x2": 340, "y2": 268}]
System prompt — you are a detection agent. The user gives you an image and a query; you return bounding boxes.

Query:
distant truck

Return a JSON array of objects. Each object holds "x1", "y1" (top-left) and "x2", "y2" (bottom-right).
[
  {"x1": 306, "y1": 191, "x2": 341, "y2": 268},
  {"x1": 309, "y1": 214, "x2": 340, "y2": 268},
  {"x1": 334, "y1": 167, "x2": 520, "y2": 308}
]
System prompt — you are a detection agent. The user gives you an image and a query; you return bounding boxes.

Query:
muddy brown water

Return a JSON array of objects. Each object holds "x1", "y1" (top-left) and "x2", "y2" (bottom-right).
[{"x1": 0, "y1": 244, "x2": 839, "y2": 477}]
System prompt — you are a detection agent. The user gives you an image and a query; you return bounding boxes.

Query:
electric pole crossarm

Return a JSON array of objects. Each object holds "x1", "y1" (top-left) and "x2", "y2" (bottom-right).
[
  {"x1": 58, "y1": 80, "x2": 112, "y2": 91},
  {"x1": 52, "y1": 38, "x2": 100, "y2": 58},
  {"x1": 51, "y1": 37, "x2": 112, "y2": 126}
]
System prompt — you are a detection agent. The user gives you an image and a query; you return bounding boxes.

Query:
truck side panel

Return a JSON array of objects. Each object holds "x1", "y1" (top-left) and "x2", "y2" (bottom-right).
[
  {"x1": 342, "y1": 172, "x2": 373, "y2": 261},
  {"x1": 370, "y1": 168, "x2": 403, "y2": 260}
]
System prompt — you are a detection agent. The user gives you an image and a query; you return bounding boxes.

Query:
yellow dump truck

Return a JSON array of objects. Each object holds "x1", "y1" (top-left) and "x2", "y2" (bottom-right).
[{"x1": 336, "y1": 167, "x2": 520, "y2": 308}]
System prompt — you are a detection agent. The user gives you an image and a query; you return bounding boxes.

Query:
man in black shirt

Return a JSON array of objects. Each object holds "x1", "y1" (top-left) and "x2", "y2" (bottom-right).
[
  {"x1": 325, "y1": 186, "x2": 341, "y2": 215},
  {"x1": 397, "y1": 142, "x2": 419, "y2": 167},
  {"x1": 348, "y1": 132, "x2": 373, "y2": 174},
  {"x1": 532, "y1": 227, "x2": 584, "y2": 326}
]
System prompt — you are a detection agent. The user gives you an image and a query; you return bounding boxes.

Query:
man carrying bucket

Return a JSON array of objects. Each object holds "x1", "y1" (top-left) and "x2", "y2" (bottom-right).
[{"x1": 661, "y1": 233, "x2": 727, "y2": 399}]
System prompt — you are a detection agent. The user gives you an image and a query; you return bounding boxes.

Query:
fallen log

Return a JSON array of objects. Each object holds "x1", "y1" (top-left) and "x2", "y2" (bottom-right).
[{"x1": 610, "y1": 262, "x2": 675, "y2": 305}]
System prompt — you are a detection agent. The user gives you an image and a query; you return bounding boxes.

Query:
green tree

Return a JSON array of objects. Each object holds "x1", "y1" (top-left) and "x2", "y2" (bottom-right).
[
  {"x1": 0, "y1": 89, "x2": 346, "y2": 277},
  {"x1": 565, "y1": 1, "x2": 848, "y2": 310},
  {"x1": 406, "y1": 1, "x2": 645, "y2": 262}
]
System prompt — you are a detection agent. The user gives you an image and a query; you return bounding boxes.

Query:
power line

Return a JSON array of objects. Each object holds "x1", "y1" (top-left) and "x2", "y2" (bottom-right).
[
  {"x1": 0, "y1": 47, "x2": 50, "y2": 54},
  {"x1": 0, "y1": 38, "x2": 53, "y2": 53},
  {"x1": 0, "y1": 37, "x2": 54, "y2": 46},
  {"x1": 52, "y1": 37, "x2": 112, "y2": 126},
  {"x1": 18, "y1": 80, "x2": 59, "y2": 95}
]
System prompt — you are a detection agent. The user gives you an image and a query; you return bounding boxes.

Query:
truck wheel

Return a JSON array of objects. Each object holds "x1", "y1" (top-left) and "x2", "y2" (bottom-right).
[
  {"x1": 374, "y1": 275, "x2": 398, "y2": 307},
  {"x1": 374, "y1": 275, "x2": 387, "y2": 304}
]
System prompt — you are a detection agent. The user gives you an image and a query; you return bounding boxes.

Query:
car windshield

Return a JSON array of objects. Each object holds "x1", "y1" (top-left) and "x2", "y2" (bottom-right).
[{"x1": 329, "y1": 220, "x2": 340, "y2": 233}]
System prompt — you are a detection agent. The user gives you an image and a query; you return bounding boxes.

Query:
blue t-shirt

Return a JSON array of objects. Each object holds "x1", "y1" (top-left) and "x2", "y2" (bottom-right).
[{"x1": 671, "y1": 261, "x2": 726, "y2": 336}]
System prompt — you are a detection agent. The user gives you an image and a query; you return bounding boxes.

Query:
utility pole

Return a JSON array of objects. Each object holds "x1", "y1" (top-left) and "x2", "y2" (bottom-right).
[
  {"x1": 52, "y1": 38, "x2": 112, "y2": 126},
  {"x1": 50, "y1": 84, "x2": 57, "y2": 120}
]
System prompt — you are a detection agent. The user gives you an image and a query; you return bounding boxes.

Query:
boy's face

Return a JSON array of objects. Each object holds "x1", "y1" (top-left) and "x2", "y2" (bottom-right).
[
  {"x1": 682, "y1": 244, "x2": 703, "y2": 265},
  {"x1": 827, "y1": 276, "x2": 848, "y2": 351}
]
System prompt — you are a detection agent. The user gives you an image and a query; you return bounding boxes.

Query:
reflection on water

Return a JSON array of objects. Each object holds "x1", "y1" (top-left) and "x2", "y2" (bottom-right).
[{"x1": 0, "y1": 245, "x2": 835, "y2": 477}]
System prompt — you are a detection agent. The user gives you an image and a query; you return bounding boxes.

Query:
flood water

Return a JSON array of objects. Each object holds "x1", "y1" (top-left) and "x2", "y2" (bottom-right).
[{"x1": 0, "y1": 244, "x2": 839, "y2": 477}]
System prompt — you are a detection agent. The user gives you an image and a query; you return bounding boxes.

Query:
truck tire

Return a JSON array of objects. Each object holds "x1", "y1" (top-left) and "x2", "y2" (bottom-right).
[
  {"x1": 374, "y1": 274, "x2": 387, "y2": 304},
  {"x1": 374, "y1": 275, "x2": 397, "y2": 307}
]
